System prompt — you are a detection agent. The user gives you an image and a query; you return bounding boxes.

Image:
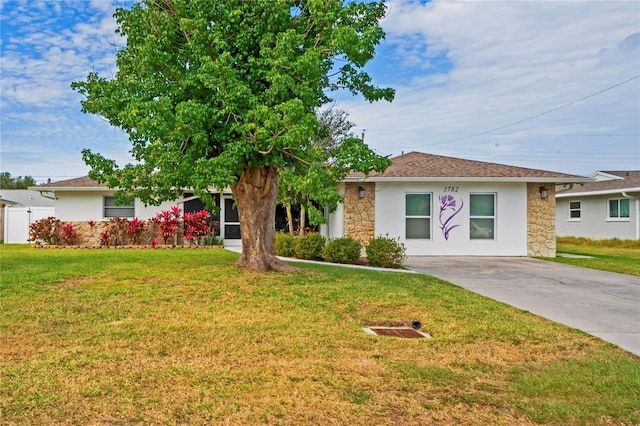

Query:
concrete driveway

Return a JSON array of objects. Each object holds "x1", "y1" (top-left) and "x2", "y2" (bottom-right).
[{"x1": 403, "y1": 256, "x2": 640, "y2": 356}]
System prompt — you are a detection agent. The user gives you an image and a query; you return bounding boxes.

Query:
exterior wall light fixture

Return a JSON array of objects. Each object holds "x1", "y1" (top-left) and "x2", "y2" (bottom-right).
[
  {"x1": 358, "y1": 185, "x2": 365, "y2": 199},
  {"x1": 539, "y1": 186, "x2": 549, "y2": 200}
]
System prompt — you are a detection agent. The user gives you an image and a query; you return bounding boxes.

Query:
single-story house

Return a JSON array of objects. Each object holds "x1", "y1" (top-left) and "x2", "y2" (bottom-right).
[
  {"x1": 556, "y1": 170, "x2": 640, "y2": 240},
  {"x1": 326, "y1": 152, "x2": 590, "y2": 257},
  {"x1": 29, "y1": 176, "x2": 301, "y2": 246},
  {"x1": 30, "y1": 176, "x2": 239, "y2": 246},
  {"x1": 1, "y1": 189, "x2": 56, "y2": 243},
  {"x1": 30, "y1": 152, "x2": 591, "y2": 256}
]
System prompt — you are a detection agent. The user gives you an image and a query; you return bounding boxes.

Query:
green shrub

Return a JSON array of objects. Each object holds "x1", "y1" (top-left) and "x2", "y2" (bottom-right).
[
  {"x1": 202, "y1": 235, "x2": 224, "y2": 246},
  {"x1": 275, "y1": 231, "x2": 296, "y2": 257},
  {"x1": 365, "y1": 234, "x2": 407, "y2": 268},
  {"x1": 323, "y1": 236, "x2": 361, "y2": 264},
  {"x1": 294, "y1": 233, "x2": 326, "y2": 260}
]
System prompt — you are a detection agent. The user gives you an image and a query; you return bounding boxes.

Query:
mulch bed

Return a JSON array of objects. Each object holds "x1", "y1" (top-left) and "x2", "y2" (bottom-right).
[{"x1": 32, "y1": 244, "x2": 224, "y2": 249}]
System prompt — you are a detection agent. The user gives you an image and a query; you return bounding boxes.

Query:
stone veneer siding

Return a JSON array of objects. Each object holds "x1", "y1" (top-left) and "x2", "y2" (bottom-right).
[
  {"x1": 343, "y1": 182, "x2": 376, "y2": 244},
  {"x1": 527, "y1": 183, "x2": 556, "y2": 257}
]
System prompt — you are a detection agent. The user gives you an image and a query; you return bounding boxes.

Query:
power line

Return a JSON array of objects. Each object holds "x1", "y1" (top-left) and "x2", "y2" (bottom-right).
[
  {"x1": 420, "y1": 74, "x2": 640, "y2": 147},
  {"x1": 356, "y1": 129, "x2": 638, "y2": 137}
]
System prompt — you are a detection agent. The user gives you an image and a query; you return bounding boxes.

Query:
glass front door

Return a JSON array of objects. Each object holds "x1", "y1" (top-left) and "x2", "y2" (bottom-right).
[{"x1": 223, "y1": 196, "x2": 241, "y2": 241}]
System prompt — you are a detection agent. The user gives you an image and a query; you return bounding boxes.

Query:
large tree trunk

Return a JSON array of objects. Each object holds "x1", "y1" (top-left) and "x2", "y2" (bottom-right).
[{"x1": 231, "y1": 166, "x2": 297, "y2": 273}]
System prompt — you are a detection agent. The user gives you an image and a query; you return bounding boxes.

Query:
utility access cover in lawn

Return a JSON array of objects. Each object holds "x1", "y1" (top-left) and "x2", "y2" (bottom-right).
[{"x1": 363, "y1": 327, "x2": 431, "y2": 339}]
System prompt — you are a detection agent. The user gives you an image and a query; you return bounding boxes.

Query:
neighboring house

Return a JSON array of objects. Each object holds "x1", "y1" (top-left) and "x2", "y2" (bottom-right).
[
  {"x1": 1, "y1": 189, "x2": 55, "y2": 243},
  {"x1": 31, "y1": 152, "x2": 590, "y2": 256},
  {"x1": 556, "y1": 171, "x2": 640, "y2": 240}
]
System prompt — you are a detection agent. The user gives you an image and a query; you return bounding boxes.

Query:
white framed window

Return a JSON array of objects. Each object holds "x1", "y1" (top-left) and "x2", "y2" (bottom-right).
[
  {"x1": 469, "y1": 193, "x2": 495, "y2": 240},
  {"x1": 569, "y1": 201, "x2": 581, "y2": 221},
  {"x1": 405, "y1": 193, "x2": 431, "y2": 239},
  {"x1": 103, "y1": 196, "x2": 134, "y2": 218},
  {"x1": 608, "y1": 198, "x2": 630, "y2": 220}
]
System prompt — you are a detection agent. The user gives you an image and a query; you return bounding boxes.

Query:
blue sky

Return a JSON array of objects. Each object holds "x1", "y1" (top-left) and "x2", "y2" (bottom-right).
[{"x1": 1, "y1": 0, "x2": 639, "y2": 184}]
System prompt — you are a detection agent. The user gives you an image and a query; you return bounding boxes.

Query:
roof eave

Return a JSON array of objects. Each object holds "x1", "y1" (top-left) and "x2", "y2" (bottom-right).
[
  {"x1": 344, "y1": 176, "x2": 592, "y2": 184},
  {"x1": 29, "y1": 186, "x2": 233, "y2": 193},
  {"x1": 556, "y1": 187, "x2": 640, "y2": 198},
  {"x1": 29, "y1": 186, "x2": 109, "y2": 192},
  {"x1": 590, "y1": 171, "x2": 626, "y2": 180}
]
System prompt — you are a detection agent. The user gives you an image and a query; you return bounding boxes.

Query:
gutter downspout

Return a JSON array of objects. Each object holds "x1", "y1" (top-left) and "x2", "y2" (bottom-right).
[
  {"x1": 555, "y1": 183, "x2": 575, "y2": 194},
  {"x1": 35, "y1": 190, "x2": 57, "y2": 201},
  {"x1": 621, "y1": 192, "x2": 639, "y2": 240}
]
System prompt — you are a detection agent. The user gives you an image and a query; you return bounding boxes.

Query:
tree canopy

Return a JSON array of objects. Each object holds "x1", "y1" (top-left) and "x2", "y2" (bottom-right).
[
  {"x1": 72, "y1": 0, "x2": 394, "y2": 271},
  {"x1": 0, "y1": 173, "x2": 37, "y2": 189},
  {"x1": 278, "y1": 108, "x2": 390, "y2": 233}
]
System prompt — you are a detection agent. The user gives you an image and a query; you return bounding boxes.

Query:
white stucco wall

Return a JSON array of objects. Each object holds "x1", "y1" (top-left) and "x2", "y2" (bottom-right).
[
  {"x1": 135, "y1": 199, "x2": 177, "y2": 220},
  {"x1": 55, "y1": 191, "x2": 104, "y2": 221},
  {"x1": 556, "y1": 196, "x2": 639, "y2": 240},
  {"x1": 323, "y1": 182, "x2": 345, "y2": 240},
  {"x1": 328, "y1": 181, "x2": 529, "y2": 256},
  {"x1": 55, "y1": 191, "x2": 177, "y2": 221}
]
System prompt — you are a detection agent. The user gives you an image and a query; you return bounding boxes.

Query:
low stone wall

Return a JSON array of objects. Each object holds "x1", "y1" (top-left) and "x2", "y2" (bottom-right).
[
  {"x1": 34, "y1": 244, "x2": 222, "y2": 249},
  {"x1": 70, "y1": 221, "x2": 106, "y2": 247},
  {"x1": 51, "y1": 221, "x2": 183, "y2": 247},
  {"x1": 343, "y1": 182, "x2": 376, "y2": 245},
  {"x1": 527, "y1": 183, "x2": 556, "y2": 257}
]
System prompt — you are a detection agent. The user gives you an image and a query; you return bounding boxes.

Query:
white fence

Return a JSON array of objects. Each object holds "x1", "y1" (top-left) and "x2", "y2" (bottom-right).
[{"x1": 3, "y1": 206, "x2": 55, "y2": 244}]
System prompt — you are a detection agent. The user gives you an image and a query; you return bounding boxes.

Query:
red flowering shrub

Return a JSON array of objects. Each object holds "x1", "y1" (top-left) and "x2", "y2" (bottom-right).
[
  {"x1": 183, "y1": 210, "x2": 211, "y2": 246},
  {"x1": 142, "y1": 216, "x2": 161, "y2": 245},
  {"x1": 29, "y1": 217, "x2": 62, "y2": 244},
  {"x1": 100, "y1": 217, "x2": 130, "y2": 246},
  {"x1": 99, "y1": 230, "x2": 110, "y2": 247},
  {"x1": 61, "y1": 223, "x2": 78, "y2": 245},
  {"x1": 156, "y1": 206, "x2": 182, "y2": 244},
  {"x1": 126, "y1": 217, "x2": 146, "y2": 245}
]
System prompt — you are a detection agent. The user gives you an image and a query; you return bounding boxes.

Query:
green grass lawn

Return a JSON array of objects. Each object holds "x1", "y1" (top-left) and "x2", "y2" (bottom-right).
[
  {"x1": 552, "y1": 237, "x2": 640, "y2": 276},
  {"x1": 1, "y1": 245, "x2": 639, "y2": 425}
]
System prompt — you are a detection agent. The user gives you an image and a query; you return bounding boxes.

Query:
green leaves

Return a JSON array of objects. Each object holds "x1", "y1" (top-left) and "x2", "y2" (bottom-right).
[
  {"x1": 72, "y1": 0, "x2": 394, "y2": 206},
  {"x1": 277, "y1": 108, "x2": 391, "y2": 226}
]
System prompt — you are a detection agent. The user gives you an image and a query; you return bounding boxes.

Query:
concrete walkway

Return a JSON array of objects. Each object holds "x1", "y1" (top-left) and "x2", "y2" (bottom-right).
[{"x1": 403, "y1": 256, "x2": 640, "y2": 356}]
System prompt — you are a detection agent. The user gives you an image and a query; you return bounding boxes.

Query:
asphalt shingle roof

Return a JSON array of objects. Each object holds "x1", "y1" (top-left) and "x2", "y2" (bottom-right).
[
  {"x1": 0, "y1": 189, "x2": 55, "y2": 207},
  {"x1": 35, "y1": 176, "x2": 105, "y2": 189},
  {"x1": 34, "y1": 152, "x2": 589, "y2": 191},
  {"x1": 558, "y1": 171, "x2": 640, "y2": 194},
  {"x1": 348, "y1": 151, "x2": 586, "y2": 180}
]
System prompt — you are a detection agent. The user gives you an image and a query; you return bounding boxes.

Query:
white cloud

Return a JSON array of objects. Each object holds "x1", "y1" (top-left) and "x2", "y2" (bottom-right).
[
  {"x1": 1, "y1": 0, "x2": 638, "y2": 179},
  {"x1": 0, "y1": 0, "x2": 130, "y2": 179},
  {"x1": 337, "y1": 0, "x2": 640, "y2": 175},
  {"x1": 90, "y1": 0, "x2": 119, "y2": 14},
  {"x1": 0, "y1": 1, "x2": 123, "y2": 109}
]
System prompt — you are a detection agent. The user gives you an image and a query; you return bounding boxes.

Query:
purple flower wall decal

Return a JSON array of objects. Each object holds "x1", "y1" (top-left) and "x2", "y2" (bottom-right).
[{"x1": 439, "y1": 194, "x2": 463, "y2": 240}]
